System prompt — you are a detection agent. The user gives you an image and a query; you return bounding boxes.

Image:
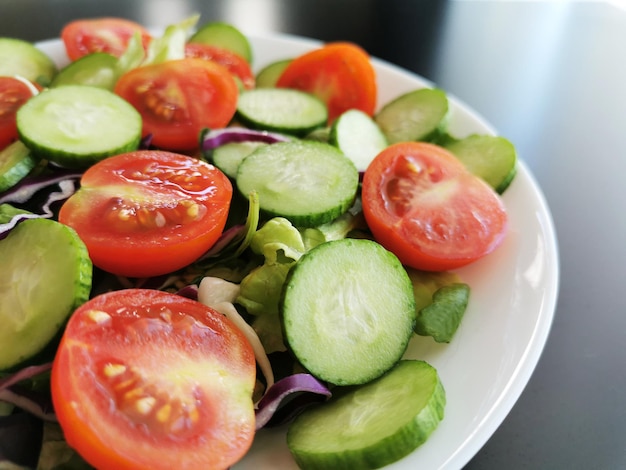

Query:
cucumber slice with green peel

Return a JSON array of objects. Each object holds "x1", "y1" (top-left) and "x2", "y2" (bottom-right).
[
  {"x1": 255, "y1": 59, "x2": 292, "y2": 88},
  {"x1": 445, "y1": 134, "x2": 518, "y2": 194},
  {"x1": 330, "y1": 109, "x2": 388, "y2": 172},
  {"x1": 0, "y1": 141, "x2": 40, "y2": 192},
  {"x1": 375, "y1": 88, "x2": 449, "y2": 144},
  {"x1": 281, "y1": 238, "x2": 416, "y2": 385},
  {"x1": 0, "y1": 37, "x2": 57, "y2": 86},
  {"x1": 50, "y1": 52, "x2": 118, "y2": 90},
  {"x1": 16, "y1": 85, "x2": 142, "y2": 169},
  {"x1": 287, "y1": 360, "x2": 445, "y2": 469},
  {"x1": 211, "y1": 141, "x2": 268, "y2": 179},
  {"x1": 415, "y1": 283, "x2": 470, "y2": 343},
  {"x1": 189, "y1": 21, "x2": 253, "y2": 63},
  {"x1": 0, "y1": 218, "x2": 92, "y2": 371},
  {"x1": 236, "y1": 140, "x2": 359, "y2": 227},
  {"x1": 236, "y1": 88, "x2": 328, "y2": 136}
]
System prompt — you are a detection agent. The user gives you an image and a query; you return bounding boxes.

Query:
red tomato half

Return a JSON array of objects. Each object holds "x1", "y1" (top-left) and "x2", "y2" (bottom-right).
[
  {"x1": 276, "y1": 42, "x2": 377, "y2": 123},
  {"x1": 0, "y1": 77, "x2": 37, "y2": 150},
  {"x1": 185, "y1": 43, "x2": 255, "y2": 90},
  {"x1": 51, "y1": 288, "x2": 256, "y2": 470},
  {"x1": 61, "y1": 17, "x2": 152, "y2": 61},
  {"x1": 115, "y1": 58, "x2": 238, "y2": 152},
  {"x1": 362, "y1": 142, "x2": 508, "y2": 271},
  {"x1": 58, "y1": 150, "x2": 232, "y2": 277}
]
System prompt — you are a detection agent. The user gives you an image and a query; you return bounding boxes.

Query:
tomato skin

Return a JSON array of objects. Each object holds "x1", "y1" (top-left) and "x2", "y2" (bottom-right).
[
  {"x1": 276, "y1": 42, "x2": 377, "y2": 123},
  {"x1": 58, "y1": 150, "x2": 232, "y2": 277},
  {"x1": 0, "y1": 77, "x2": 37, "y2": 150},
  {"x1": 185, "y1": 43, "x2": 255, "y2": 90},
  {"x1": 115, "y1": 58, "x2": 238, "y2": 152},
  {"x1": 51, "y1": 288, "x2": 256, "y2": 470},
  {"x1": 61, "y1": 17, "x2": 152, "y2": 61},
  {"x1": 362, "y1": 142, "x2": 508, "y2": 271}
]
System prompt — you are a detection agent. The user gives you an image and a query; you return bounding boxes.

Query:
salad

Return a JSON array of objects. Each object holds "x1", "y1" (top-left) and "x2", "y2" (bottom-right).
[{"x1": 0, "y1": 15, "x2": 518, "y2": 470}]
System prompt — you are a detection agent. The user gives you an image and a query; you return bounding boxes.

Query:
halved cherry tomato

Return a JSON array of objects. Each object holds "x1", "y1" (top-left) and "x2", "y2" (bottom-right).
[
  {"x1": 61, "y1": 17, "x2": 152, "y2": 61},
  {"x1": 51, "y1": 288, "x2": 256, "y2": 470},
  {"x1": 362, "y1": 142, "x2": 508, "y2": 271},
  {"x1": 185, "y1": 42, "x2": 255, "y2": 90},
  {"x1": 0, "y1": 77, "x2": 38, "y2": 150},
  {"x1": 58, "y1": 150, "x2": 232, "y2": 277},
  {"x1": 114, "y1": 58, "x2": 238, "y2": 152},
  {"x1": 276, "y1": 42, "x2": 377, "y2": 123}
]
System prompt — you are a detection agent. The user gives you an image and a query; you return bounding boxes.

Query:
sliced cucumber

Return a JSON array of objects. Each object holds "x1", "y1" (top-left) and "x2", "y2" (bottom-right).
[
  {"x1": 0, "y1": 141, "x2": 40, "y2": 192},
  {"x1": 445, "y1": 134, "x2": 518, "y2": 194},
  {"x1": 16, "y1": 85, "x2": 142, "y2": 169},
  {"x1": 287, "y1": 360, "x2": 445, "y2": 469},
  {"x1": 281, "y1": 238, "x2": 416, "y2": 385},
  {"x1": 211, "y1": 141, "x2": 268, "y2": 179},
  {"x1": 0, "y1": 37, "x2": 57, "y2": 86},
  {"x1": 0, "y1": 218, "x2": 92, "y2": 371},
  {"x1": 415, "y1": 283, "x2": 470, "y2": 343},
  {"x1": 330, "y1": 109, "x2": 388, "y2": 172},
  {"x1": 189, "y1": 21, "x2": 253, "y2": 63},
  {"x1": 255, "y1": 59, "x2": 292, "y2": 88},
  {"x1": 236, "y1": 88, "x2": 328, "y2": 136},
  {"x1": 375, "y1": 88, "x2": 449, "y2": 144},
  {"x1": 50, "y1": 52, "x2": 118, "y2": 90},
  {"x1": 236, "y1": 140, "x2": 358, "y2": 227}
]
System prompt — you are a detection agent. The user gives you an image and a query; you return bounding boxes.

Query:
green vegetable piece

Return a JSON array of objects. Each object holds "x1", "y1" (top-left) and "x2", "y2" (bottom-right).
[
  {"x1": 16, "y1": 85, "x2": 142, "y2": 169},
  {"x1": 0, "y1": 218, "x2": 92, "y2": 371},
  {"x1": 190, "y1": 21, "x2": 253, "y2": 63},
  {"x1": 236, "y1": 140, "x2": 359, "y2": 228},
  {"x1": 0, "y1": 37, "x2": 57, "y2": 86},
  {"x1": 445, "y1": 134, "x2": 518, "y2": 194},
  {"x1": 236, "y1": 88, "x2": 328, "y2": 137},
  {"x1": 0, "y1": 140, "x2": 40, "y2": 192},
  {"x1": 407, "y1": 268, "x2": 463, "y2": 312},
  {"x1": 415, "y1": 283, "x2": 470, "y2": 343},
  {"x1": 287, "y1": 360, "x2": 446, "y2": 469},
  {"x1": 375, "y1": 87, "x2": 449, "y2": 144},
  {"x1": 144, "y1": 15, "x2": 200, "y2": 65},
  {"x1": 0, "y1": 203, "x2": 32, "y2": 223},
  {"x1": 210, "y1": 141, "x2": 268, "y2": 179},
  {"x1": 281, "y1": 238, "x2": 416, "y2": 386},
  {"x1": 255, "y1": 59, "x2": 292, "y2": 88},
  {"x1": 329, "y1": 108, "x2": 388, "y2": 172},
  {"x1": 50, "y1": 52, "x2": 118, "y2": 89}
]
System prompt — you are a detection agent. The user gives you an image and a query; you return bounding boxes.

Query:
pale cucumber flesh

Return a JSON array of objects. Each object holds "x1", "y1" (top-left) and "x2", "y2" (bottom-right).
[
  {"x1": 0, "y1": 218, "x2": 92, "y2": 371},
  {"x1": 287, "y1": 360, "x2": 446, "y2": 470},
  {"x1": 16, "y1": 85, "x2": 142, "y2": 169},
  {"x1": 236, "y1": 140, "x2": 358, "y2": 227},
  {"x1": 281, "y1": 238, "x2": 415, "y2": 385}
]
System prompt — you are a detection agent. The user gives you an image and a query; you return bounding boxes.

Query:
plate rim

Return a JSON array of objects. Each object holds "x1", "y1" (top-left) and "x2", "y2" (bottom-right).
[{"x1": 33, "y1": 31, "x2": 560, "y2": 470}]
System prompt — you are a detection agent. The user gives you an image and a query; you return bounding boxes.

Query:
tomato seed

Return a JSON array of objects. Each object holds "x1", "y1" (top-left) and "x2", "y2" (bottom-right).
[{"x1": 86, "y1": 309, "x2": 111, "y2": 324}]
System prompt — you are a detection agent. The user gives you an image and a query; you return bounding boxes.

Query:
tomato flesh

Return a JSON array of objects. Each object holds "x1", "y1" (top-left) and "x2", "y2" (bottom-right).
[
  {"x1": 276, "y1": 42, "x2": 377, "y2": 123},
  {"x1": 185, "y1": 43, "x2": 255, "y2": 89},
  {"x1": 362, "y1": 142, "x2": 508, "y2": 271},
  {"x1": 61, "y1": 17, "x2": 152, "y2": 61},
  {"x1": 59, "y1": 150, "x2": 232, "y2": 277},
  {"x1": 115, "y1": 58, "x2": 238, "y2": 151},
  {"x1": 0, "y1": 77, "x2": 36, "y2": 150},
  {"x1": 51, "y1": 289, "x2": 256, "y2": 470}
]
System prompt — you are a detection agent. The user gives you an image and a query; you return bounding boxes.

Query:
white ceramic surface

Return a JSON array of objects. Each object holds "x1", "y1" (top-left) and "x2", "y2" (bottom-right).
[{"x1": 37, "y1": 32, "x2": 559, "y2": 470}]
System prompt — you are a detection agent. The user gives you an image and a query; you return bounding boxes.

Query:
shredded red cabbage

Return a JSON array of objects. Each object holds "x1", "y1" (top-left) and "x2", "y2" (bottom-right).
[
  {"x1": 0, "y1": 171, "x2": 81, "y2": 239},
  {"x1": 255, "y1": 373, "x2": 331, "y2": 429},
  {"x1": 200, "y1": 127, "x2": 291, "y2": 151}
]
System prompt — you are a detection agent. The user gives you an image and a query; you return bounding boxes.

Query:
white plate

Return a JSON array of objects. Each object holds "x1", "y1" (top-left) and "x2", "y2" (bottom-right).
[{"x1": 36, "y1": 32, "x2": 559, "y2": 470}]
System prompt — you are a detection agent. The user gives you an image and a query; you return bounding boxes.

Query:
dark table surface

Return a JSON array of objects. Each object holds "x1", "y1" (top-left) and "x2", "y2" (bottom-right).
[{"x1": 2, "y1": 1, "x2": 625, "y2": 469}]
